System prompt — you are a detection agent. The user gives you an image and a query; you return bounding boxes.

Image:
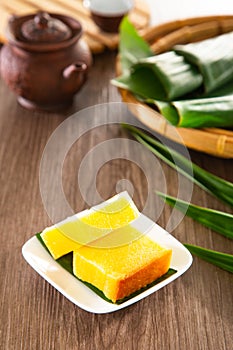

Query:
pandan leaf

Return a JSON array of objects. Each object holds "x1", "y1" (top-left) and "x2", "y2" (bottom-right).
[
  {"x1": 157, "y1": 192, "x2": 233, "y2": 240},
  {"x1": 133, "y1": 52, "x2": 203, "y2": 100},
  {"x1": 153, "y1": 100, "x2": 179, "y2": 125},
  {"x1": 118, "y1": 17, "x2": 152, "y2": 74},
  {"x1": 122, "y1": 124, "x2": 233, "y2": 207},
  {"x1": 174, "y1": 31, "x2": 233, "y2": 93},
  {"x1": 173, "y1": 94, "x2": 233, "y2": 128},
  {"x1": 113, "y1": 66, "x2": 168, "y2": 101},
  {"x1": 114, "y1": 19, "x2": 233, "y2": 129},
  {"x1": 184, "y1": 244, "x2": 233, "y2": 273},
  {"x1": 141, "y1": 94, "x2": 233, "y2": 128},
  {"x1": 204, "y1": 78, "x2": 233, "y2": 98}
]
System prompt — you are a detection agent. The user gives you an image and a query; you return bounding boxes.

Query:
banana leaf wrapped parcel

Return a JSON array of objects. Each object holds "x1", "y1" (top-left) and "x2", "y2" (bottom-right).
[{"x1": 113, "y1": 18, "x2": 233, "y2": 129}]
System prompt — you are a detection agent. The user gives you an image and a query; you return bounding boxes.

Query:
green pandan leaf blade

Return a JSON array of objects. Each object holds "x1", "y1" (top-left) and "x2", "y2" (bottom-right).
[
  {"x1": 157, "y1": 192, "x2": 233, "y2": 239},
  {"x1": 184, "y1": 244, "x2": 233, "y2": 273},
  {"x1": 122, "y1": 124, "x2": 233, "y2": 207},
  {"x1": 119, "y1": 17, "x2": 152, "y2": 74}
]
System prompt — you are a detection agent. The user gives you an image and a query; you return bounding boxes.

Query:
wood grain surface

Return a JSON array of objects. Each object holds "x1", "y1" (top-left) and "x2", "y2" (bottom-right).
[{"x1": 0, "y1": 50, "x2": 232, "y2": 350}]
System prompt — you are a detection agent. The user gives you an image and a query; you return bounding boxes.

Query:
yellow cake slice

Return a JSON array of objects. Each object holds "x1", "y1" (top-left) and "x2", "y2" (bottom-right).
[
  {"x1": 73, "y1": 224, "x2": 172, "y2": 302},
  {"x1": 81, "y1": 195, "x2": 139, "y2": 229},
  {"x1": 41, "y1": 192, "x2": 139, "y2": 259},
  {"x1": 41, "y1": 215, "x2": 110, "y2": 260}
]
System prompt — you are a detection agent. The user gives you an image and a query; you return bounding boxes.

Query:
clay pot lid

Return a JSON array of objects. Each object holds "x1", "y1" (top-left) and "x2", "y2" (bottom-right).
[
  {"x1": 21, "y1": 12, "x2": 72, "y2": 43},
  {"x1": 7, "y1": 12, "x2": 83, "y2": 52}
]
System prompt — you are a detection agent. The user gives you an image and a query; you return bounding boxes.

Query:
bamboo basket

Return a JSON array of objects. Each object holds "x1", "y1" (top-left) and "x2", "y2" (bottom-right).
[{"x1": 117, "y1": 16, "x2": 233, "y2": 158}]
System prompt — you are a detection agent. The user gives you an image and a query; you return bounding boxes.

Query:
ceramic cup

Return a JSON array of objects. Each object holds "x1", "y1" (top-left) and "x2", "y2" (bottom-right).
[{"x1": 84, "y1": 0, "x2": 134, "y2": 32}]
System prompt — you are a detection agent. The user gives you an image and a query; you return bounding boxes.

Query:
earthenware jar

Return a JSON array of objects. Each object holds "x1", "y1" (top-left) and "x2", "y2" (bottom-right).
[{"x1": 0, "y1": 12, "x2": 92, "y2": 110}]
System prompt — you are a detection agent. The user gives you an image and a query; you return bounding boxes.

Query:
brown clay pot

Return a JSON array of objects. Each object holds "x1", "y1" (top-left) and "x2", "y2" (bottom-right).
[{"x1": 0, "y1": 12, "x2": 92, "y2": 111}]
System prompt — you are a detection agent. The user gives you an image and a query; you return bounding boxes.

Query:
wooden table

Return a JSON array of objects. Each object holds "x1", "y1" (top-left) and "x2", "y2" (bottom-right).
[{"x1": 0, "y1": 48, "x2": 232, "y2": 350}]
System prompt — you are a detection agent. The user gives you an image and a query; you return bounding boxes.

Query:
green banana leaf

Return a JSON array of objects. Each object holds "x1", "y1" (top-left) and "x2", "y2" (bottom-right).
[
  {"x1": 157, "y1": 192, "x2": 233, "y2": 240},
  {"x1": 122, "y1": 124, "x2": 233, "y2": 207},
  {"x1": 184, "y1": 244, "x2": 233, "y2": 273},
  {"x1": 174, "y1": 31, "x2": 233, "y2": 93},
  {"x1": 133, "y1": 52, "x2": 203, "y2": 100}
]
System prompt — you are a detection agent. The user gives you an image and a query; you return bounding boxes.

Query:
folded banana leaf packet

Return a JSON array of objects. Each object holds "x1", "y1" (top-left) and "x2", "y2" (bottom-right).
[
  {"x1": 113, "y1": 18, "x2": 233, "y2": 129},
  {"x1": 153, "y1": 95, "x2": 233, "y2": 128},
  {"x1": 133, "y1": 52, "x2": 203, "y2": 100},
  {"x1": 174, "y1": 31, "x2": 233, "y2": 94}
]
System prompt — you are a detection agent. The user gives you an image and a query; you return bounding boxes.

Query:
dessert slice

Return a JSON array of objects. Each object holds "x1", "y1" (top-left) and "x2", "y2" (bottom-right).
[
  {"x1": 40, "y1": 212, "x2": 109, "y2": 260},
  {"x1": 73, "y1": 218, "x2": 172, "y2": 303},
  {"x1": 41, "y1": 192, "x2": 139, "y2": 259},
  {"x1": 81, "y1": 193, "x2": 139, "y2": 229}
]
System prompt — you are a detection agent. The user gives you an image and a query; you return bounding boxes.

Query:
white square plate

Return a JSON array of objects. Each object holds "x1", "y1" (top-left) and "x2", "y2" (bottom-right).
[{"x1": 22, "y1": 221, "x2": 192, "y2": 314}]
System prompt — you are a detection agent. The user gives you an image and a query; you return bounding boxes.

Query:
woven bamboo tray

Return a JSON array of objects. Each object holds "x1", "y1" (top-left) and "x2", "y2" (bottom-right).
[
  {"x1": 0, "y1": 0, "x2": 150, "y2": 53},
  {"x1": 117, "y1": 16, "x2": 233, "y2": 158}
]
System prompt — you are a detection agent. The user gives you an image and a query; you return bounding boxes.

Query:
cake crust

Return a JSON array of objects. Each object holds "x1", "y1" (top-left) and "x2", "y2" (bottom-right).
[{"x1": 73, "y1": 239, "x2": 172, "y2": 303}]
